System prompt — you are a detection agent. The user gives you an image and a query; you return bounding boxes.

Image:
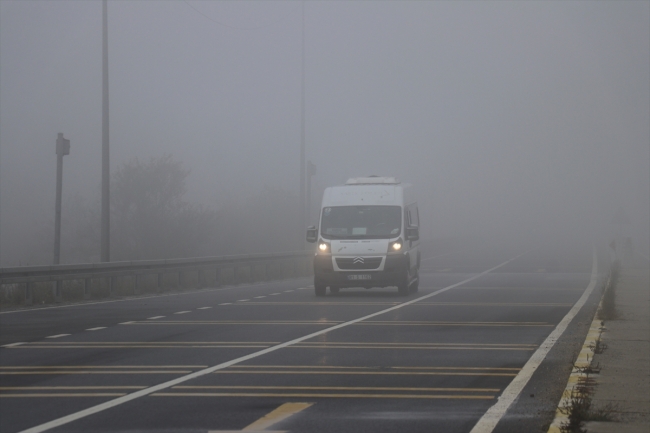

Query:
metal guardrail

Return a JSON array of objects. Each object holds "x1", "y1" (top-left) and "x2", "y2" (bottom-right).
[{"x1": 0, "y1": 251, "x2": 314, "y2": 306}]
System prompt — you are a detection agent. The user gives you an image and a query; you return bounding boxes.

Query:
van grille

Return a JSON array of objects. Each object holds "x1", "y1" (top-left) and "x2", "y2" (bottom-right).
[{"x1": 335, "y1": 257, "x2": 382, "y2": 270}]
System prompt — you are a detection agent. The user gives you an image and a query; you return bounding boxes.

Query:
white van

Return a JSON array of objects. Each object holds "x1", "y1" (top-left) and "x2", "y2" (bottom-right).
[{"x1": 307, "y1": 176, "x2": 420, "y2": 296}]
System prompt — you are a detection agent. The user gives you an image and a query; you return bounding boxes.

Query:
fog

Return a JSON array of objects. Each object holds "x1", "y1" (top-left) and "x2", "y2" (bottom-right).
[{"x1": 1, "y1": 1, "x2": 648, "y2": 266}]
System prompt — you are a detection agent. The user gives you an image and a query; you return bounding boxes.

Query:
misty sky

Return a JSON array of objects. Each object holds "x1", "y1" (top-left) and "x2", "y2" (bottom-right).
[{"x1": 1, "y1": 1, "x2": 649, "y2": 265}]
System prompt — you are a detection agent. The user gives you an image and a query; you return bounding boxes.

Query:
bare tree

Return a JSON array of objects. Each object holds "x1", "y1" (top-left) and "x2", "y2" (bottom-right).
[{"x1": 111, "y1": 155, "x2": 217, "y2": 260}]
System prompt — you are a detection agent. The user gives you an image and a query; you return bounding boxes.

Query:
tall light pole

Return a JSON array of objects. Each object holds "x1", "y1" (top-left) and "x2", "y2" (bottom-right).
[
  {"x1": 54, "y1": 133, "x2": 70, "y2": 265},
  {"x1": 306, "y1": 160, "x2": 316, "y2": 224},
  {"x1": 299, "y1": 1, "x2": 306, "y2": 249},
  {"x1": 101, "y1": 0, "x2": 110, "y2": 262}
]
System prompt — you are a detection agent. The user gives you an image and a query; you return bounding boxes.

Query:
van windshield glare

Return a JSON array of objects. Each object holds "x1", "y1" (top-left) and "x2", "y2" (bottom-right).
[{"x1": 320, "y1": 206, "x2": 401, "y2": 239}]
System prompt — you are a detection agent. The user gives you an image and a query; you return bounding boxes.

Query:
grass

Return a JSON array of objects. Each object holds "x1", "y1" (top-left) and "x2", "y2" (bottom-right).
[{"x1": 559, "y1": 374, "x2": 620, "y2": 433}]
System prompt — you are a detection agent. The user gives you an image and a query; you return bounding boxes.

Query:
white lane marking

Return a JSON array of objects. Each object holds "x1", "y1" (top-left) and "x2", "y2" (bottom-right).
[
  {"x1": 147, "y1": 316, "x2": 165, "y2": 320},
  {"x1": 270, "y1": 293, "x2": 280, "y2": 296},
  {"x1": 2, "y1": 342, "x2": 26, "y2": 348},
  {"x1": 119, "y1": 322, "x2": 135, "y2": 325},
  {"x1": 237, "y1": 299, "x2": 250, "y2": 302},
  {"x1": 284, "y1": 290, "x2": 294, "y2": 293},
  {"x1": 219, "y1": 303, "x2": 232, "y2": 306},
  {"x1": 174, "y1": 311, "x2": 191, "y2": 315},
  {"x1": 17, "y1": 253, "x2": 522, "y2": 433},
  {"x1": 469, "y1": 247, "x2": 598, "y2": 433},
  {"x1": 0, "y1": 278, "x2": 312, "y2": 315},
  {"x1": 45, "y1": 334, "x2": 70, "y2": 339},
  {"x1": 297, "y1": 287, "x2": 309, "y2": 290},
  {"x1": 197, "y1": 307, "x2": 211, "y2": 310},
  {"x1": 254, "y1": 296, "x2": 266, "y2": 299},
  {"x1": 85, "y1": 327, "x2": 106, "y2": 331}
]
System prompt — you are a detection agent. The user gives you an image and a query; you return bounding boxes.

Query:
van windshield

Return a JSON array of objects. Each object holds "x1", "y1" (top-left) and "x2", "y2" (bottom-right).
[{"x1": 320, "y1": 206, "x2": 401, "y2": 239}]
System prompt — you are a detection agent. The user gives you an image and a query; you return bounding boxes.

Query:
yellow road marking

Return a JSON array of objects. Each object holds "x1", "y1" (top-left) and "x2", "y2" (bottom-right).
[
  {"x1": 294, "y1": 342, "x2": 536, "y2": 347},
  {"x1": 152, "y1": 392, "x2": 495, "y2": 399},
  {"x1": 235, "y1": 365, "x2": 376, "y2": 370},
  {"x1": 416, "y1": 302, "x2": 573, "y2": 307},
  {"x1": 0, "y1": 386, "x2": 146, "y2": 390},
  {"x1": 235, "y1": 364, "x2": 521, "y2": 370},
  {"x1": 0, "y1": 393, "x2": 127, "y2": 397},
  {"x1": 0, "y1": 365, "x2": 207, "y2": 369},
  {"x1": 129, "y1": 321, "x2": 341, "y2": 325},
  {"x1": 242, "y1": 402, "x2": 312, "y2": 431},
  {"x1": 231, "y1": 302, "x2": 399, "y2": 305},
  {"x1": 214, "y1": 370, "x2": 517, "y2": 377},
  {"x1": 11, "y1": 345, "x2": 270, "y2": 349},
  {"x1": 5, "y1": 341, "x2": 533, "y2": 347},
  {"x1": 0, "y1": 371, "x2": 193, "y2": 375},
  {"x1": 393, "y1": 366, "x2": 520, "y2": 371},
  {"x1": 175, "y1": 386, "x2": 500, "y2": 392},
  {"x1": 289, "y1": 345, "x2": 533, "y2": 351},
  {"x1": 8, "y1": 341, "x2": 534, "y2": 351},
  {"x1": 5, "y1": 342, "x2": 278, "y2": 345}
]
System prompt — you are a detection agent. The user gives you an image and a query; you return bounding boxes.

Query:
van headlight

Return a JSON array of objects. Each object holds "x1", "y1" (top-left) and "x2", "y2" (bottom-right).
[
  {"x1": 318, "y1": 241, "x2": 330, "y2": 253},
  {"x1": 389, "y1": 238, "x2": 403, "y2": 252}
]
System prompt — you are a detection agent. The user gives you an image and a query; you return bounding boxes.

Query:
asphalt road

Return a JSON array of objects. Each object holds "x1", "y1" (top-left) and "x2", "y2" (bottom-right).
[{"x1": 0, "y1": 244, "x2": 604, "y2": 433}]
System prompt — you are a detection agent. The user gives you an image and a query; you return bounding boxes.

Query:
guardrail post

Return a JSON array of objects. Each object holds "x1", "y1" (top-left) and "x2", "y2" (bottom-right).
[
  {"x1": 53, "y1": 280, "x2": 62, "y2": 302},
  {"x1": 215, "y1": 268, "x2": 221, "y2": 287},
  {"x1": 84, "y1": 278, "x2": 91, "y2": 300},
  {"x1": 25, "y1": 282, "x2": 33, "y2": 305},
  {"x1": 157, "y1": 273, "x2": 163, "y2": 292}
]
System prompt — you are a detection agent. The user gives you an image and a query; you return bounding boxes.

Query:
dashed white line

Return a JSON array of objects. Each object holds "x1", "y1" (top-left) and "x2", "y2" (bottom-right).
[
  {"x1": 2, "y1": 342, "x2": 26, "y2": 348},
  {"x1": 148, "y1": 316, "x2": 165, "y2": 320},
  {"x1": 197, "y1": 307, "x2": 211, "y2": 310},
  {"x1": 237, "y1": 299, "x2": 250, "y2": 302},
  {"x1": 219, "y1": 303, "x2": 232, "y2": 306},
  {"x1": 85, "y1": 327, "x2": 106, "y2": 331},
  {"x1": 119, "y1": 322, "x2": 135, "y2": 325},
  {"x1": 254, "y1": 296, "x2": 266, "y2": 299},
  {"x1": 46, "y1": 334, "x2": 70, "y2": 339},
  {"x1": 270, "y1": 293, "x2": 280, "y2": 296},
  {"x1": 284, "y1": 290, "x2": 294, "y2": 293},
  {"x1": 174, "y1": 311, "x2": 191, "y2": 315}
]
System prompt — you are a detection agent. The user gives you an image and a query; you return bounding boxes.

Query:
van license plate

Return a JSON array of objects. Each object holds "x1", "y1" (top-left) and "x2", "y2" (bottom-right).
[{"x1": 347, "y1": 274, "x2": 371, "y2": 280}]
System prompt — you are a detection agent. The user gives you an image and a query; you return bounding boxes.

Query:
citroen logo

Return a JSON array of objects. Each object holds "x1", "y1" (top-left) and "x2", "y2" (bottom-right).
[{"x1": 353, "y1": 257, "x2": 364, "y2": 264}]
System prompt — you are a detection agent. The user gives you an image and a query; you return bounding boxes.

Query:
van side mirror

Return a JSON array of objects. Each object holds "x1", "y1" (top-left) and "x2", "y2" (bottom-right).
[
  {"x1": 406, "y1": 227, "x2": 419, "y2": 241},
  {"x1": 306, "y1": 226, "x2": 318, "y2": 243}
]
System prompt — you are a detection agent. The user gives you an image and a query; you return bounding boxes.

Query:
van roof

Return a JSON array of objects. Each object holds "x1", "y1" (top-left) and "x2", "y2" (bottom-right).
[{"x1": 345, "y1": 176, "x2": 400, "y2": 185}]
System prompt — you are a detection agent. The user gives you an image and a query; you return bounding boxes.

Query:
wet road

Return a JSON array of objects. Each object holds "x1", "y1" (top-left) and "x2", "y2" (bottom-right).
[{"x1": 0, "y1": 244, "x2": 603, "y2": 433}]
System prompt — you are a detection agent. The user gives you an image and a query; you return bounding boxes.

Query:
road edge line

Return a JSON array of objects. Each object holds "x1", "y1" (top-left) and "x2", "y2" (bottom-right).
[
  {"x1": 469, "y1": 247, "x2": 599, "y2": 433},
  {"x1": 546, "y1": 314, "x2": 603, "y2": 432}
]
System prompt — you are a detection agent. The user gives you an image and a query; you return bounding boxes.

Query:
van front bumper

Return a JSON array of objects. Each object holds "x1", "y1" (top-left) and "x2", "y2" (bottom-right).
[{"x1": 313, "y1": 254, "x2": 408, "y2": 288}]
